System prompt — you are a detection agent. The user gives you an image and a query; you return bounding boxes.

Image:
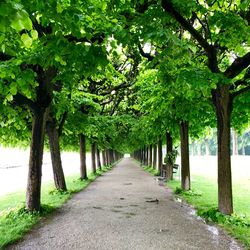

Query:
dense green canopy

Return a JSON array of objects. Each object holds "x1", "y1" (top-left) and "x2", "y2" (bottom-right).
[{"x1": 1, "y1": 0, "x2": 250, "y2": 213}]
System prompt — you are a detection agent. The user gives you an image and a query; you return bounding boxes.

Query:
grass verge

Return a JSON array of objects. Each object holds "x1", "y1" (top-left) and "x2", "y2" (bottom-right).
[
  {"x1": 143, "y1": 165, "x2": 160, "y2": 176},
  {"x1": 0, "y1": 164, "x2": 115, "y2": 249},
  {"x1": 167, "y1": 178, "x2": 250, "y2": 248}
]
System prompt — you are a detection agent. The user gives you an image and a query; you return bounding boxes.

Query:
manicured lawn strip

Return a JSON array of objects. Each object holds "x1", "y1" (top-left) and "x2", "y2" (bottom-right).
[
  {"x1": 167, "y1": 177, "x2": 250, "y2": 248},
  {"x1": 143, "y1": 165, "x2": 159, "y2": 176},
  {"x1": 0, "y1": 164, "x2": 114, "y2": 248}
]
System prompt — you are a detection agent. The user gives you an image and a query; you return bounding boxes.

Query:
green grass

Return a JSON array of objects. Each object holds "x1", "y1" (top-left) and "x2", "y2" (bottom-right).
[
  {"x1": 143, "y1": 165, "x2": 160, "y2": 176},
  {"x1": 0, "y1": 164, "x2": 115, "y2": 249},
  {"x1": 167, "y1": 175, "x2": 250, "y2": 248}
]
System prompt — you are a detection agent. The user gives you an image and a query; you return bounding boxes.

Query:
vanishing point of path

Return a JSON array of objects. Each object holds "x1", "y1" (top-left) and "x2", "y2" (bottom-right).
[{"x1": 9, "y1": 158, "x2": 242, "y2": 250}]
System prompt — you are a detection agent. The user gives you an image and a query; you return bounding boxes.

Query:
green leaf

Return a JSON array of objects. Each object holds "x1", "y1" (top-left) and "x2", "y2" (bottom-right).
[
  {"x1": 21, "y1": 33, "x2": 32, "y2": 48},
  {"x1": 30, "y1": 30, "x2": 38, "y2": 40},
  {"x1": 10, "y1": 10, "x2": 32, "y2": 31}
]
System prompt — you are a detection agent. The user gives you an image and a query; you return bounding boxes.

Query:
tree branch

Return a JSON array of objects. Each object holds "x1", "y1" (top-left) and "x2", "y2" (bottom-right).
[
  {"x1": 0, "y1": 52, "x2": 13, "y2": 61},
  {"x1": 161, "y1": 0, "x2": 219, "y2": 73},
  {"x1": 64, "y1": 33, "x2": 104, "y2": 44},
  {"x1": 229, "y1": 79, "x2": 248, "y2": 90},
  {"x1": 58, "y1": 112, "x2": 68, "y2": 137},
  {"x1": 13, "y1": 93, "x2": 38, "y2": 112},
  {"x1": 138, "y1": 44, "x2": 154, "y2": 61},
  {"x1": 224, "y1": 52, "x2": 250, "y2": 79},
  {"x1": 100, "y1": 82, "x2": 132, "y2": 96},
  {"x1": 231, "y1": 85, "x2": 250, "y2": 99}
]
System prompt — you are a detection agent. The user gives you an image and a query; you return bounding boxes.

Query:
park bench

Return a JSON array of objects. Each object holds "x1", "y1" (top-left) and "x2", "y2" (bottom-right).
[{"x1": 161, "y1": 163, "x2": 179, "y2": 179}]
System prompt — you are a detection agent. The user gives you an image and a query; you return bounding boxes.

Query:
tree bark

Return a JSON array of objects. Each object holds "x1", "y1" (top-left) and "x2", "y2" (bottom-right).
[
  {"x1": 102, "y1": 150, "x2": 106, "y2": 166},
  {"x1": 153, "y1": 144, "x2": 157, "y2": 169},
  {"x1": 149, "y1": 144, "x2": 153, "y2": 167},
  {"x1": 158, "y1": 138, "x2": 162, "y2": 173},
  {"x1": 91, "y1": 142, "x2": 96, "y2": 173},
  {"x1": 166, "y1": 131, "x2": 173, "y2": 154},
  {"x1": 46, "y1": 120, "x2": 67, "y2": 191},
  {"x1": 166, "y1": 131, "x2": 173, "y2": 180},
  {"x1": 97, "y1": 147, "x2": 102, "y2": 170},
  {"x1": 80, "y1": 134, "x2": 87, "y2": 179},
  {"x1": 212, "y1": 86, "x2": 233, "y2": 215},
  {"x1": 109, "y1": 149, "x2": 114, "y2": 164},
  {"x1": 180, "y1": 121, "x2": 190, "y2": 191},
  {"x1": 26, "y1": 108, "x2": 47, "y2": 211},
  {"x1": 146, "y1": 146, "x2": 149, "y2": 166}
]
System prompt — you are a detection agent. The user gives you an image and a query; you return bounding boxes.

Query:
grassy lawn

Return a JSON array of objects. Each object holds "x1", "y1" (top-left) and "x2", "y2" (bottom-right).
[
  {"x1": 0, "y1": 165, "x2": 114, "y2": 248},
  {"x1": 167, "y1": 171, "x2": 250, "y2": 248}
]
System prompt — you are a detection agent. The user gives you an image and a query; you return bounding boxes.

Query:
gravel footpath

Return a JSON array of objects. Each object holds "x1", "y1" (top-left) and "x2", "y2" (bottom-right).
[{"x1": 8, "y1": 158, "x2": 243, "y2": 250}]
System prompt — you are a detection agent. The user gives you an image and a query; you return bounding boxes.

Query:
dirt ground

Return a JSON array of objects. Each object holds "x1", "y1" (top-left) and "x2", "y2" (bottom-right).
[{"x1": 8, "y1": 158, "x2": 243, "y2": 250}]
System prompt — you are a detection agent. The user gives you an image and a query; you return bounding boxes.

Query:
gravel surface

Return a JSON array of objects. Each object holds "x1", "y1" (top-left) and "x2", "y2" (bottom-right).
[{"x1": 8, "y1": 158, "x2": 243, "y2": 250}]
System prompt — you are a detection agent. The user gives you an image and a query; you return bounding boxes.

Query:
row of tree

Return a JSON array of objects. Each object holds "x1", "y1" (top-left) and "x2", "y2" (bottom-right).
[{"x1": 1, "y1": 1, "x2": 250, "y2": 216}]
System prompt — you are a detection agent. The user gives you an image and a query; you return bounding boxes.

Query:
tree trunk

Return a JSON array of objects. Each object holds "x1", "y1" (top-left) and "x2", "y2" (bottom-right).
[
  {"x1": 80, "y1": 134, "x2": 87, "y2": 179},
  {"x1": 212, "y1": 86, "x2": 233, "y2": 215},
  {"x1": 26, "y1": 108, "x2": 47, "y2": 211},
  {"x1": 102, "y1": 150, "x2": 106, "y2": 166},
  {"x1": 153, "y1": 144, "x2": 157, "y2": 169},
  {"x1": 242, "y1": 145, "x2": 245, "y2": 155},
  {"x1": 166, "y1": 131, "x2": 173, "y2": 154},
  {"x1": 158, "y1": 138, "x2": 162, "y2": 174},
  {"x1": 149, "y1": 144, "x2": 153, "y2": 167},
  {"x1": 46, "y1": 120, "x2": 67, "y2": 191},
  {"x1": 166, "y1": 131, "x2": 173, "y2": 180},
  {"x1": 109, "y1": 149, "x2": 114, "y2": 164},
  {"x1": 106, "y1": 149, "x2": 110, "y2": 165},
  {"x1": 191, "y1": 142, "x2": 195, "y2": 156},
  {"x1": 197, "y1": 143, "x2": 202, "y2": 156},
  {"x1": 180, "y1": 121, "x2": 190, "y2": 191},
  {"x1": 91, "y1": 142, "x2": 96, "y2": 173},
  {"x1": 97, "y1": 147, "x2": 102, "y2": 170},
  {"x1": 205, "y1": 139, "x2": 210, "y2": 156},
  {"x1": 232, "y1": 129, "x2": 238, "y2": 155}
]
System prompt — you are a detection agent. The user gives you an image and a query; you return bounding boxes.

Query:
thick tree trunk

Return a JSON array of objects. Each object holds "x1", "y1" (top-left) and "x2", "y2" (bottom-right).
[
  {"x1": 166, "y1": 131, "x2": 173, "y2": 154},
  {"x1": 97, "y1": 148, "x2": 102, "y2": 170},
  {"x1": 80, "y1": 134, "x2": 87, "y2": 179},
  {"x1": 26, "y1": 108, "x2": 47, "y2": 211},
  {"x1": 232, "y1": 129, "x2": 238, "y2": 155},
  {"x1": 153, "y1": 144, "x2": 157, "y2": 169},
  {"x1": 180, "y1": 121, "x2": 190, "y2": 191},
  {"x1": 166, "y1": 131, "x2": 173, "y2": 180},
  {"x1": 46, "y1": 120, "x2": 67, "y2": 191},
  {"x1": 91, "y1": 142, "x2": 96, "y2": 173},
  {"x1": 212, "y1": 86, "x2": 233, "y2": 215},
  {"x1": 158, "y1": 138, "x2": 162, "y2": 173}
]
